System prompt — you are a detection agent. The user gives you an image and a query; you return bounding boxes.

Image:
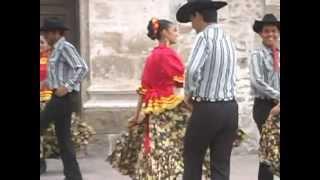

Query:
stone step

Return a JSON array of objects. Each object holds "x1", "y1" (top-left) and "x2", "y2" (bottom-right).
[
  {"x1": 82, "y1": 104, "x2": 135, "y2": 133},
  {"x1": 86, "y1": 86, "x2": 138, "y2": 102},
  {"x1": 83, "y1": 88, "x2": 138, "y2": 133}
]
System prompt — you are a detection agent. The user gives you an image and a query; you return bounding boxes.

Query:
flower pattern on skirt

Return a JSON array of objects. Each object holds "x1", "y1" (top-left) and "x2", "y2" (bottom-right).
[
  {"x1": 40, "y1": 102, "x2": 96, "y2": 159},
  {"x1": 107, "y1": 102, "x2": 246, "y2": 179},
  {"x1": 259, "y1": 114, "x2": 280, "y2": 176}
]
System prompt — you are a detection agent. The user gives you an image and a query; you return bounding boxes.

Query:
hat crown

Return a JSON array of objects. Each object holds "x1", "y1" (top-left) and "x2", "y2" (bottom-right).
[
  {"x1": 253, "y1": 13, "x2": 280, "y2": 33},
  {"x1": 43, "y1": 18, "x2": 64, "y2": 27},
  {"x1": 176, "y1": 0, "x2": 227, "y2": 23},
  {"x1": 262, "y1": 14, "x2": 279, "y2": 22},
  {"x1": 40, "y1": 18, "x2": 69, "y2": 31}
]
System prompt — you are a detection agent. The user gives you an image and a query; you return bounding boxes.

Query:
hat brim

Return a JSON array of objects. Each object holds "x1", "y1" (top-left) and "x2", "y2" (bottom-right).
[
  {"x1": 40, "y1": 26, "x2": 70, "y2": 32},
  {"x1": 176, "y1": 1, "x2": 227, "y2": 23},
  {"x1": 253, "y1": 21, "x2": 280, "y2": 33}
]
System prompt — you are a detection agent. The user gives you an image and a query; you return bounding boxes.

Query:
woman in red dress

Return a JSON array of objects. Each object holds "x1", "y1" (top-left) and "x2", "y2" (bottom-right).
[
  {"x1": 40, "y1": 35, "x2": 51, "y2": 174},
  {"x1": 107, "y1": 18, "x2": 211, "y2": 179},
  {"x1": 40, "y1": 35, "x2": 52, "y2": 102}
]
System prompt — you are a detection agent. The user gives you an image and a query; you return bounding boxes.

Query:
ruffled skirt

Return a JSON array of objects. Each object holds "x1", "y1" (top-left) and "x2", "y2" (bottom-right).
[
  {"x1": 259, "y1": 114, "x2": 280, "y2": 176},
  {"x1": 40, "y1": 102, "x2": 95, "y2": 159},
  {"x1": 107, "y1": 102, "x2": 246, "y2": 179}
]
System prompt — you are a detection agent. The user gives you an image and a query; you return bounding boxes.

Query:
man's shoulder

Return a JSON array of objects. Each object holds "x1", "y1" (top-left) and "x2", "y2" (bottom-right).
[
  {"x1": 58, "y1": 39, "x2": 80, "y2": 57},
  {"x1": 195, "y1": 31, "x2": 206, "y2": 42},
  {"x1": 204, "y1": 24, "x2": 230, "y2": 40},
  {"x1": 62, "y1": 40, "x2": 76, "y2": 50}
]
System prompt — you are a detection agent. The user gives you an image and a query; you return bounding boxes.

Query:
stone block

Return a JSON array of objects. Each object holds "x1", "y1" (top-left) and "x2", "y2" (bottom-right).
[{"x1": 83, "y1": 107, "x2": 135, "y2": 133}]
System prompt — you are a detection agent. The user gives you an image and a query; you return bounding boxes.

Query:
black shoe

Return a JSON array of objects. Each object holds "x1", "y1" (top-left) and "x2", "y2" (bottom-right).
[
  {"x1": 40, "y1": 159, "x2": 47, "y2": 175},
  {"x1": 64, "y1": 175, "x2": 83, "y2": 180}
]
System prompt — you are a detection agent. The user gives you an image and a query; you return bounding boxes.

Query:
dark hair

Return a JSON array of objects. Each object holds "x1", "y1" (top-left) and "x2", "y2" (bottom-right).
[
  {"x1": 192, "y1": 8, "x2": 218, "y2": 23},
  {"x1": 147, "y1": 19, "x2": 173, "y2": 40},
  {"x1": 45, "y1": 29, "x2": 65, "y2": 36},
  {"x1": 58, "y1": 30, "x2": 65, "y2": 36}
]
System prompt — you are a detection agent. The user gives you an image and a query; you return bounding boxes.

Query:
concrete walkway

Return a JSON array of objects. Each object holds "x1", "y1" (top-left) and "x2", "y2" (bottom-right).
[{"x1": 40, "y1": 154, "x2": 279, "y2": 180}]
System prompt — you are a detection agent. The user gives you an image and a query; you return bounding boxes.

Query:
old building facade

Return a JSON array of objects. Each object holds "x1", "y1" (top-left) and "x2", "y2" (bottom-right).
[{"x1": 40, "y1": 0, "x2": 280, "y2": 154}]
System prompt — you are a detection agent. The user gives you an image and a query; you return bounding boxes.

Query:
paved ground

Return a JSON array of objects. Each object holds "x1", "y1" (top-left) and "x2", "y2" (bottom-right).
[{"x1": 40, "y1": 154, "x2": 279, "y2": 180}]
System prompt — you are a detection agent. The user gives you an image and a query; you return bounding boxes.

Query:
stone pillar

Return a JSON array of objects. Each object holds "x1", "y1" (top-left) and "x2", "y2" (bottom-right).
[{"x1": 79, "y1": 0, "x2": 91, "y2": 107}]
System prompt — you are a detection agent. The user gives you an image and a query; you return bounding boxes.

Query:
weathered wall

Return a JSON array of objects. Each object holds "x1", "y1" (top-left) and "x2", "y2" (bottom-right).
[
  {"x1": 83, "y1": 0, "x2": 280, "y2": 154},
  {"x1": 89, "y1": 0, "x2": 172, "y2": 90}
]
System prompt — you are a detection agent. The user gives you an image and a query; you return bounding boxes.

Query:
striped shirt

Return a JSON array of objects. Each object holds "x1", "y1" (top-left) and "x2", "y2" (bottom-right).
[
  {"x1": 249, "y1": 44, "x2": 280, "y2": 101},
  {"x1": 47, "y1": 37, "x2": 88, "y2": 92},
  {"x1": 185, "y1": 24, "x2": 237, "y2": 101}
]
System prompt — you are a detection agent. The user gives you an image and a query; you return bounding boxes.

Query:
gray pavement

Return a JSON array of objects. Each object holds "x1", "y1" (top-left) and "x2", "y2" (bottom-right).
[{"x1": 40, "y1": 154, "x2": 279, "y2": 180}]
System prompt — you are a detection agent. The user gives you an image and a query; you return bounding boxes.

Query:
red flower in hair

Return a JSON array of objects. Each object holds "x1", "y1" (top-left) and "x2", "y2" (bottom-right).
[{"x1": 151, "y1": 17, "x2": 160, "y2": 34}]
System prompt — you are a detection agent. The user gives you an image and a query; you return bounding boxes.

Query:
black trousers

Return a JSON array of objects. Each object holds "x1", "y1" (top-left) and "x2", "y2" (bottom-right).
[
  {"x1": 253, "y1": 98, "x2": 277, "y2": 180},
  {"x1": 40, "y1": 92, "x2": 82, "y2": 180},
  {"x1": 183, "y1": 100, "x2": 238, "y2": 180}
]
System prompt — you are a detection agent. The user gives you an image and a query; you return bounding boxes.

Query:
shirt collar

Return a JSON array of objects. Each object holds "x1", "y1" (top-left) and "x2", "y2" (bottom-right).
[
  {"x1": 203, "y1": 23, "x2": 220, "y2": 32},
  {"x1": 262, "y1": 43, "x2": 280, "y2": 51},
  {"x1": 262, "y1": 44, "x2": 272, "y2": 54},
  {"x1": 53, "y1": 37, "x2": 65, "y2": 50}
]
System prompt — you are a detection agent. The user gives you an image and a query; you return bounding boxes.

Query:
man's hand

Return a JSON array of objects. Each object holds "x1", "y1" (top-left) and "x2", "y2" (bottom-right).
[
  {"x1": 128, "y1": 112, "x2": 145, "y2": 129},
  {"x1": 55, "y1": 86, "x2": 69, "y2": 97}
]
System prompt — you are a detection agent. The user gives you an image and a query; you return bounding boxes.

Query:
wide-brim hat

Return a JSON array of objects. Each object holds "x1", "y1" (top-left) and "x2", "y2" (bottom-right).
[
  {"x1": 40, "y1": 18, "x2": 69, "y2": 32},
  {"x1": 176, "y1": 0, "x2": 227, "y2": 23},
  {"x1": 253, "y1": 14, "x2": 280, "y2": 33}
]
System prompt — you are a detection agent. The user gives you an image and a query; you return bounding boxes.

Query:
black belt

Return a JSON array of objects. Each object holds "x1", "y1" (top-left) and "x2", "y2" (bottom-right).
[
  {"x1": 51, "y1": 89, "x2": 77, "y2": 96},
  {"x1": 192, "y1": 96, "x2": 235, "y2": 103},
  {"x1": 255, "y1": 98, "x2": 279, "y2": 104}
]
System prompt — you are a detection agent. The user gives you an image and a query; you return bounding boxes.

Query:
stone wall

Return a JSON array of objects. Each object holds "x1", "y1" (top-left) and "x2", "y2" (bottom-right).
[
  {"x1": 82, "y1": 0, "x2": 280, "y2": 155},
  {"x1": 88, "y1": 0, "x2": 173, "y2": 90}
]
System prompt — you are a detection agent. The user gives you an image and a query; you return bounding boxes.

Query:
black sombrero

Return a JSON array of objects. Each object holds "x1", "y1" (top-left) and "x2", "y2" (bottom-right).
[
  {"x1": 40, "y1": 18, "x2": 69, "y2": 32},
  {"x1": 253, "y1": 14, "x2": 280, "y2": 33},
  {"x1": 176, "y1": 0, "x2": 227, "y2": 23}
]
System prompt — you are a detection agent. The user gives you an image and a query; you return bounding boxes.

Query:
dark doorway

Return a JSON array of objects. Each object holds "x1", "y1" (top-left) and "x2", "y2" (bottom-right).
[
  {"x1": 40, "y1": 0, "x2": 80, "y2": 49},
  {"x1": 40, "y1": 0, "x2": 81, "y2": 114}
]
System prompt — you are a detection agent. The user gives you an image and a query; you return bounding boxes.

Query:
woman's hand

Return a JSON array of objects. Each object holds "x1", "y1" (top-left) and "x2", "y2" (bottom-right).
[
  {"x1": 128, "y1": 94, "x2": 145, "y2": 129},
  {"x1": 267, "y1": 103, "x2": 280, "y2": 121},
  {"x1": 184, "y1": 94, "x2": 193, "y2": 111},
  {"x1": 270, "y1": 103, "x2": 280, "y2": 116},
  {"x1": 128, "y1": 112, "x2": 145, "y2": 129}
]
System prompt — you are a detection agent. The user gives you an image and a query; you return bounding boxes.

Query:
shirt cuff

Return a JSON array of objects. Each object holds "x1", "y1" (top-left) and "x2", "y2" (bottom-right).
[
  {"x1": 64, "y1": 83, "x2": 73, "y2": 92},
  {"x1": 184, "y1": 88, "x2": 192, "y2": 97}
]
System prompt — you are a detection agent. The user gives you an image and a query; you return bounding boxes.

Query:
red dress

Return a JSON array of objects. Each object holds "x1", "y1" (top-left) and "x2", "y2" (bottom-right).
[
  {"x1": 40, "y1": 51, "x2": 49, "y2": 82},
  {"x1": 108, "y1": 44, "x2": 212, "y2": 179},
  {"x1": 40, "y1": 51, "x2": 52, "y2": 102},
  {"x1": 137, "y1": 44, "x2": 185, "y2": 115}
]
